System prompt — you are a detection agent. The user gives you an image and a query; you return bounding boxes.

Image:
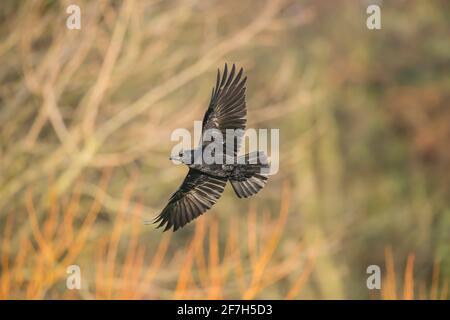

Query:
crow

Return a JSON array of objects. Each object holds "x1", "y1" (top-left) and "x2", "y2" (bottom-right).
[{"x1": 154, "y1": 64, "x2": 270, "y2": 232}]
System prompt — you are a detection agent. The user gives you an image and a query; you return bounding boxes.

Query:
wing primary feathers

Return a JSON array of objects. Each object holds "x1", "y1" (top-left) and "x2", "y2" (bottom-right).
[
  {"x1": 224, "y1": 64, "x2": 236, "y2": 88},
  {"x1": 219, "y1": 63, "x2": 228, "y2": 88},
  {"x1": 214, "y1": 69, "x2": 220, "y2": 97},
  {"x1": 154, "y1": 169, "x2": 227, "y2": 232},
  {"x1": 202, "y1": 64, "x2": 248, "y2": 156}
]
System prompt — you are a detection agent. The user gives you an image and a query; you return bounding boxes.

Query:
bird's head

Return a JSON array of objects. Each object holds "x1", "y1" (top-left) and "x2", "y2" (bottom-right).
[{"x1": 170, "y1": 149, "x2": 196, "y2": 165}]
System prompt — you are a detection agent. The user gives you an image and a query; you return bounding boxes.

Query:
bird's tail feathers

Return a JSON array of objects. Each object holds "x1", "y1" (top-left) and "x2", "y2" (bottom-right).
[{"x1": 230, "y1": 151, "x2": 270, "y2": 198}]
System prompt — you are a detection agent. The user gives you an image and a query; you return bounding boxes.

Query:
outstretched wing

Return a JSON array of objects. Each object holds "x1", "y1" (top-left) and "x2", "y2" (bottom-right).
[
  {"x1": 202, "y1": 63, "x2": 247, "y2": 155},
  {"x1": 154, "y1": 169, "x2": 227, "y2": 232}
]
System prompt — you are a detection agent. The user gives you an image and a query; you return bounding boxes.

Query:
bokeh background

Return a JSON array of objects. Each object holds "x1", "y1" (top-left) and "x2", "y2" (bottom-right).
[{"x1": 0, "y1": 0, "x2": 449, "y2": 299}]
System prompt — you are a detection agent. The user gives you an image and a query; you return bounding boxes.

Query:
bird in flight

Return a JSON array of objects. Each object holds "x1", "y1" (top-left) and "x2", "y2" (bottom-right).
[{"x1": 154, "y1": 64, "x2": 270, "y2": 232}]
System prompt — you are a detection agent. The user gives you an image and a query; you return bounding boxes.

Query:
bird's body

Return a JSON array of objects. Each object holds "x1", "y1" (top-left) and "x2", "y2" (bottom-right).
[
  {"x1": 181, "y1": 147, "x2": 267, "y2": 179},
  {"x1": 154, "y1": 64, "x2": 270, "y2": 232}
]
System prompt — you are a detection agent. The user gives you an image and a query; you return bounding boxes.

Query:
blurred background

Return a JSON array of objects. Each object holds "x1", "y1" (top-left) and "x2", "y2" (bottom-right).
[{"x1": 0, "y1": 0, "x2": 449, "y2": 299}]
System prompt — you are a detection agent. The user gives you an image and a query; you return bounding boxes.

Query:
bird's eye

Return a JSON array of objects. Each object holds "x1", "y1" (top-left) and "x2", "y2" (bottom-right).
[{"x1": 179, "y1": 151, "x2": 183, "y2": 157}]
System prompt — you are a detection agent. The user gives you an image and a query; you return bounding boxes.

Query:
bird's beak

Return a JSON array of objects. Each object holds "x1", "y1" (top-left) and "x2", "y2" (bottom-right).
[{"x1": 170, "y1": 156, "x2": 182, "y2": 161}]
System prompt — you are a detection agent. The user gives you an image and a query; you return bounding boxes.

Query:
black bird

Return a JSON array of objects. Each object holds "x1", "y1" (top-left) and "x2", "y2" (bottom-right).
[{"x1": 154, "y1": 64, "x2": 270, "y2": 232}]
